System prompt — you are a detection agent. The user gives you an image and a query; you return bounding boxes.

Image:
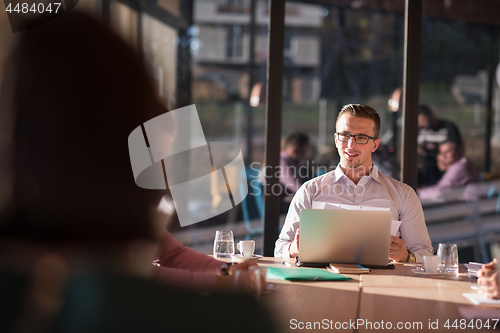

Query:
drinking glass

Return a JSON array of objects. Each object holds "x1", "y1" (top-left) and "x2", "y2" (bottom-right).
[
  {"x1": 233, "y1": 270, "x2": 259, "y2": 298},
  {"x1": 213, "y1": 230, "x2": 234, "y2": 258},
  {"x1": 249, "y1": 266, "x2": 268, "y2": 298},
  {"x1": 437, "y1": 243, "x2": 459, "y2": 274},
  {"x1": 233, "y1": 267, "x2": 266, "y2": 299}
]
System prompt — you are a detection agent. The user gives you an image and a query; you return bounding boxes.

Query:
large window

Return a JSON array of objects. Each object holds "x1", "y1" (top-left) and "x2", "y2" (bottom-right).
[
  {"x1": 276, "y1": 1, "x2": 405, "y2": 217},
  {"x1": 103, "y1": 0, "x2": 500, "y2": 261},
  {"x1": 417, "y1": 1, "x2": 500, "y2": 262}
]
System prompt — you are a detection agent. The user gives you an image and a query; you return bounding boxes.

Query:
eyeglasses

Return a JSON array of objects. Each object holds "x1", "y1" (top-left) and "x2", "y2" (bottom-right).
[{"x1": 335, "y1": 132, "x2": 376, "y2": 145}]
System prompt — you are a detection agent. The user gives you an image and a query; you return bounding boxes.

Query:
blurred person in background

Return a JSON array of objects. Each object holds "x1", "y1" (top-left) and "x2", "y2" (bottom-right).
[
  {"x1": 417, "y1": 140, "x2": 480, "y2": 200},
  {"x1": 372, "y1": 144, "x2": 396, "y2": 178},
  {"x1": 278, "y1": 133, "x2": 310, "y2": 212},
  {"x1": 0, "y1": 12, "x2": 275, "y2": 333},
  {"x1": 418, "y1": 105, "x2": 462, "y2": 186}
]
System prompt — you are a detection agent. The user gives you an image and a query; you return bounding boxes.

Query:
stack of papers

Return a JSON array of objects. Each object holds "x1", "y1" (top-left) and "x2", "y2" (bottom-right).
[
  {"x1": 328, "y1": 264, "x2": 370, "y2": 274},
  {"x1": 464, "y1": 262, "x2": 483, "y2": 277}
]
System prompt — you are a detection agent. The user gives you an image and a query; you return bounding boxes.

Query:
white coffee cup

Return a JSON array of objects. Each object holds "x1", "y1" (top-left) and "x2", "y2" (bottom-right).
[
  {"x1": 423, "y1": 255, "x2": 439, "y2": 273},
  {"x1": 237, "y1": 240, "x2": 255, "y2": 258}
]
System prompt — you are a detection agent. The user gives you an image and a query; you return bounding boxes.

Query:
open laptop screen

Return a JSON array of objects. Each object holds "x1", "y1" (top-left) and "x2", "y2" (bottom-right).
[{"x1": 298, "y1": 209, "x2": 392, "y2": 266}]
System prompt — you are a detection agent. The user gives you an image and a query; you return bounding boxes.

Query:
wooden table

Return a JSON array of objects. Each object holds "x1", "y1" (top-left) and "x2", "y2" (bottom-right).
[{"x1": 258, "y1": 258, "x2": 499, "y2": 333}]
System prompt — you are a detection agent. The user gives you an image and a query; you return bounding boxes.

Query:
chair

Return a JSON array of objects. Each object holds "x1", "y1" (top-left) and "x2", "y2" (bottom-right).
[{"x1": 239, "y1": 166, "x2": 264, "y2": 239}]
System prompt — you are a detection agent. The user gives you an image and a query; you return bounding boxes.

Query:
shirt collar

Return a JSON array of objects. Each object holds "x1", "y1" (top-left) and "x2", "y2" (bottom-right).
[
  {"x1": 332, "y1": 163, "x2": 382, "y2": 185},
  {"x1": 370, "y1": 165, "x2": 382, "y2": 184},
  {"x1": 333, "y1": 165, "x2": 346, "y2": 184}
]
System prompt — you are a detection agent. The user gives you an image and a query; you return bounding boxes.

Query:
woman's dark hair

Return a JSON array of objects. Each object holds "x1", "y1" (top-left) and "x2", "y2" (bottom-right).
[
  {"x1": 284, "y1": 133, "x2": 309, "y2": 149},
  {"x1": 0, "y1": 13, "x2": 165, "y2": 243}
]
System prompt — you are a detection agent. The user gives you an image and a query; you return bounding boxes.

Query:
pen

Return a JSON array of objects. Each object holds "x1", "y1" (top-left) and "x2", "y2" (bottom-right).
[{"x1": 282, "y1": 261, "x2": 292, "y2": 267}]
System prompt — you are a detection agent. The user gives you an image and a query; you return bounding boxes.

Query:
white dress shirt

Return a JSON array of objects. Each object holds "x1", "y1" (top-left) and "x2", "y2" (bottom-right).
[{"x1": 275, "y1": 165, "x2": 433, "y2": 262}]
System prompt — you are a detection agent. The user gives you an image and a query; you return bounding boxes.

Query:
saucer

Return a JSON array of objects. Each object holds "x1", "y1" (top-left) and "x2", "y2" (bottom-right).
[
  {"x1": 412, "y1": 268, "x2": 445, "y2": 277},
  {"x1": 232, "y1": 254, "x2": 263, "y2": 262}
]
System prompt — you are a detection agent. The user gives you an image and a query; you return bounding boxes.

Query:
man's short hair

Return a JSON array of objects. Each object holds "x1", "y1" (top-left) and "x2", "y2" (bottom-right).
[
  {"x1": 284, "y1": 132, "x2": 309, "y2": 149},
  {"x1": 419, "y1": 104, "x2": 434, "y2": 117},
  {"x1": 336, "y1": 104, "x2": 381, "y2": 138}
]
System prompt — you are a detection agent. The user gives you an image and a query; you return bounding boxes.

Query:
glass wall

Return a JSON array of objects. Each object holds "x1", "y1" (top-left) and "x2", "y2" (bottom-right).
[
  {"x1": 417, "y1": 0, "x2": 500, "y2": 262},
  {"x1": 185, "y1": 0, "x2": 269, "y2": 253},
  {"x1": 276, "y1": 0, "x2": 405, "y2": 216},
  {"x1": 114, "y1": 0, "x2": 270, "y2": 254},
  {"x1": 103, "y1": 0, "x2": 500, "y2": 260}
]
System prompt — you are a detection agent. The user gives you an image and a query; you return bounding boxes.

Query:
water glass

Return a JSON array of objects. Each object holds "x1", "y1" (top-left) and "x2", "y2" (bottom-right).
[
  {"x1": 233, "y1": 266, "x2": 267, "y2": 299},
  {"x1": 213, "y1": 230, "x2": 234, "y2": 258},
  {"x1": 233, "y1": 270, "x2": 259, "y2": 298},
  {"x1": 249, "y1": 266, "x2": 267, "y2": 297},
  {"x1": 437, "y1": 243, "x2": 459, "y2": 274}
]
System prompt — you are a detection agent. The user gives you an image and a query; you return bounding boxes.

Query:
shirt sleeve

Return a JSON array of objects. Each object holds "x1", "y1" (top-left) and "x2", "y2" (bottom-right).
[
  {"x1": 399, "y1": 185, "x2": 434, "y2": 262},
  {"x1": 152, "y1": 266, "x2": 218, "y2": 292},
  {"x1": 156, "y1": 230, "x2": 223, "y2": 278},
  {"x1": 274, "y1": 182, "x2": 313, "y2": 258}
]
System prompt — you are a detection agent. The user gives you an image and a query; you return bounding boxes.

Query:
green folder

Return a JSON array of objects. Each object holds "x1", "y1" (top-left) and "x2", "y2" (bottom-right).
[{"x1": 267, "y1": 267, "x2": 350, "y2": 281}]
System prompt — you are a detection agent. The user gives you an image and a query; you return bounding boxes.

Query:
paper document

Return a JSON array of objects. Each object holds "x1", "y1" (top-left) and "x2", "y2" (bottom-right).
[
  {"x1": 329, "y1": 263, "x2": 370, "y2": 274},
  {"x1": 311, "y1": 201, "x2": 401, "y2": 236},
  {"x1": 459, "y1": 306, "x2": 500, "y2": 320},
  {"x1": 463, "y1": 293, "x2": 500, "y2": 305},
  {"x1": 312, "y1": 202, "x2": 389, "y2": 211},
  {"x1": 465, "y1": 262, "x2": 484, "y2": 277},
  {"x1": 390, "y1": 220, "x2": 401, "y2": 236}
]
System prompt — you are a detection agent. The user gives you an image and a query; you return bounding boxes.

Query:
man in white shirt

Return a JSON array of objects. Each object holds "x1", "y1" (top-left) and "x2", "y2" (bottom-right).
[{"x1": 275, "y1": 104, "x2": 433, "y2": 263}]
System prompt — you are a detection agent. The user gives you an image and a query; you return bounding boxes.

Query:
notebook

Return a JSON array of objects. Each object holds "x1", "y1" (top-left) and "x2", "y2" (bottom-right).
[
  {"x1": 266, "y1": 267, "x2": 350, "y2": 281},
  {"x1": 328, "y1": 263, "x2": 370, "y2": 274},
  {"x1": 297, "y1": 209, "x2": 392, "y2": 268}
]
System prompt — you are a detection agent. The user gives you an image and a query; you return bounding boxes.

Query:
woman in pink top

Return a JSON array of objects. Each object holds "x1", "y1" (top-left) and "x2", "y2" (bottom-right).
[
  {"x1": 153, "y1": 228, "x2": 256, "y2": 292},
  {"x1": 418, "y1": 141, "x2": 480, "y2": 200}
]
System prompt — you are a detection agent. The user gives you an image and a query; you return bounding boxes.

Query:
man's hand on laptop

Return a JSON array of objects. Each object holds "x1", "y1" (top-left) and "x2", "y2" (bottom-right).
[
  {"x1": 289, "y1": 228, "x2": 300, "y2": 258},
  {"x1": 389, "y1": 236, "x2": 407, "y2": 262}
]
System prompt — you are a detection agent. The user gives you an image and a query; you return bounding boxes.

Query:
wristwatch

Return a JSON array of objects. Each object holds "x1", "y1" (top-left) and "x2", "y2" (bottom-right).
[
  {"x1": 220, "y1": 263, "x2": 236, "y2": 276},
  {"x1": 406, "y1": 249, "x2": 416, "y2": 263}
]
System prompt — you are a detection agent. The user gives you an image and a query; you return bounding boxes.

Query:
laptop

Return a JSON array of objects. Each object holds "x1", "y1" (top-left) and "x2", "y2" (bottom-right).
[
  {"x1": 297, "y1": 209, "x2": 393, "y2": 268},
  {"x1": 492, "y1": 243, "x2": 500, "y2": 278}
]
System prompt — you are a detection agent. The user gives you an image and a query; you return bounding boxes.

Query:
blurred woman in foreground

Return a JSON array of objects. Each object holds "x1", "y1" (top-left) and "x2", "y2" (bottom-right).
[{"x1": 0, "y1": 12, "x2": 275, "y2": 333}]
